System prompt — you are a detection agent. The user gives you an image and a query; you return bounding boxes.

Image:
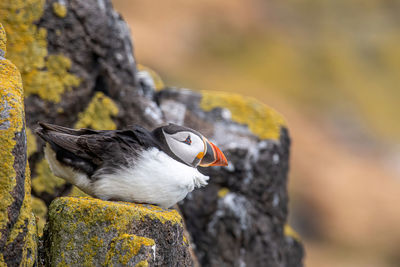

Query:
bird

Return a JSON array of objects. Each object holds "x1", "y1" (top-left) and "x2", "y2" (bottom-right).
[{"x1": 35, "y1": 122, "x2": 228, "y2": 208}]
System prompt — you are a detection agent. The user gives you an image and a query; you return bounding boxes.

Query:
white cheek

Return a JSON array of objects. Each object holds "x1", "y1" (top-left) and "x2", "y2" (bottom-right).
[{"x1": 165, "y1": 136, "x2": 203, "y2": 165}]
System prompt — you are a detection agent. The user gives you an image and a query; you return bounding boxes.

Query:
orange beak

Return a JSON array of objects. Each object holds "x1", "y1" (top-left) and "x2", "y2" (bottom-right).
[{"x1": 199, "y1": 139, "x2": 228, "y2": 167}]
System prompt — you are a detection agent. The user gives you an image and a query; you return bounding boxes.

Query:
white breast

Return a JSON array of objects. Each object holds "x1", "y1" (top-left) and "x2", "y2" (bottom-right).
[{"x1": 92, "y1": 148, "x2": 209, "y2": 208}]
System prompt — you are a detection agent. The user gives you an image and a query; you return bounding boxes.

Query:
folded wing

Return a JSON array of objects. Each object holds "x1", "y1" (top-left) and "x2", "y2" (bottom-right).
[{"x1": 36, "y1": 122, "x2": 158, "y2": 177}]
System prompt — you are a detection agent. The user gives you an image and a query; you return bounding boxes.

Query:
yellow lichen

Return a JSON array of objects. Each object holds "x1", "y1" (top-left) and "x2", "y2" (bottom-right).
[
  {"x1": 105, "y1": 234, "x2": 155, "y2": 265},
  {"x1": 200, "y1": 90, "x2": 286, "y2": 141},
  {"x1": 26, "y1": 127, "x2": 37, "y2": 157},
  {"x1": 54, "y1": 197, "x2": 183, "y2": 226},
  {"x1": 284, "y1": 224, "x2": 301, "y2": 242},
  {"x1": 0, "y1": 24, "x2": 6, "y2": 56},
  {"x1": 136, "y1": 260, "x2": 149, "y2": 267},
  {"x1": 15, "y1": 164, "x2": 38, "y2": 266},
  {"x1": 23, "y1": 209, "x2": 38, "y2": 266},
  {"x1": 0, "y1": 26, "x2": 23, "y2": 237},
  {"x1": 31, "y1": 196, "x2": 47, "y2": 236},
  {"x1": 0, "y1": 0, "x2": 80, "y2": 103},
  {"x1": 0, "y1": 0, "x2": 46, "y2": 72},
  {"x1": 32, "y1": 158, "x2": 66, "y2": 194},
  {"x1": 52, "y1": 2, "x2": 67, "y2": 18},
  {"x1": 23, "y1": 54, "x2": 80, "y2": 102},
  {"x1": 182, "y1": 235, "x2": 188, "y2": 245},
  {"x1": 217, "y1": 187, "x2": 230, "y2": 198},
  {"x1": 68, "y1": 186, "x2": 90, "y2": 197},
  {"x1": 0, "y1": 22, "x2": 37, "y2": 264},
  {"x1": 130, "y1": 235, "x2": 155, "y2": 255},
  {"x1": 47, "y1": 197, "x2": 184, "y2": 266},
  {"x1": 74, "y1": 91, "x2": 119, "y2": 130},
  {"x1": 81, "y1": 236, "x2": 104, "y2": 267},
  {"x1": 137, "y1": 64, "x2": 165, "y2": 91},
  {"x1": 58, "y1": 257, "x2": 68, "y2": 267}
]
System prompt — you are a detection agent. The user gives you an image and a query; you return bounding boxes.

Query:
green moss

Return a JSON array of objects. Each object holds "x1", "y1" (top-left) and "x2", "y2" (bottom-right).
[
  {"x1": 32, "y1": 158, "x2": 66, "y2": 194},
  {"x1": 75, "y1": 92, "x2": 119, "y2": 130},
  {"x1": 52, "y1": 2, "x2": 67, "y2": 18},
  {"x1": 0, "y1": 0, "x2": 80, "y2": 103},
  {"x1": 200, "y1": 90, "x2": 286, "y2": 141}
]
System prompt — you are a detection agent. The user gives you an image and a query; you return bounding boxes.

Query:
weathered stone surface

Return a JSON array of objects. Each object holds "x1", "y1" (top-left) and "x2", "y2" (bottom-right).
[
  {"x1": 0, "y1": 23, "x2": 37, "y2": 266},
  {"x1": 1, "y1": 0, "x2": 304, "y2": 266},
  {"x1": 0, "y1": 0, "x2": 164, "y2": 206},
  {"x1": 43, "y1": 197, "x2": 192, "y2": 266},
  {"x1": 157, "y1": 88, "x2": 304, "y2": 266},
  {"x1": 29, "y1": 0, "x2": 161, "y2": 129}
]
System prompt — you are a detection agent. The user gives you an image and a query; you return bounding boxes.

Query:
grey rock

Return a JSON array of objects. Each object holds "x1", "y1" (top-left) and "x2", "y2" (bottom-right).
[{"x1": 157, "y1": 88, "x2": 304, "y2": 267}]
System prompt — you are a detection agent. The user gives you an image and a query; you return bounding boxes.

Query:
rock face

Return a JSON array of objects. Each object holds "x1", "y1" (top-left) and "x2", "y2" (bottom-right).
[
  {"x1": 43, "y1": 197, "x2": 192, "y2": 266},
  {"x1": 1, "y1": 0, "x2": 164, "y2": 207},
  {"x1": 0, "y1": 23, "x2": 37, "y2": 266},
  {"x1": 158, "y1": 89, "x2": 304, "y2": 266},
  {"x1": 0, "y1": 0, "x2": 304, "y2": 266}
]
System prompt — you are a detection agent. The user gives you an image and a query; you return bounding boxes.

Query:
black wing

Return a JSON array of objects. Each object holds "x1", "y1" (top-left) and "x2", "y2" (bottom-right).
[{"x1": 36, "y1": 122, "x2": 159, "y2": 177}]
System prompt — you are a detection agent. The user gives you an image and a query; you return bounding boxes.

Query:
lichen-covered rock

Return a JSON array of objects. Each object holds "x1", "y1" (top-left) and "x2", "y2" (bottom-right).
[
  {"x1": 43, "y1": 197, "x2": 192, "y2": 266},
  {"x1": 0, "y1": 23, "x2": 37, "y2": 266},
  {"x1": 104, "y1": 234, "x2": 155, "y2": 267},
  {"x1": 157, "y1": 88, "x2": 304, "y2": 266},
  {"x1": 31, "y1": 196, "x2": 47, "y2": 236},
  {"x1": 0, "y1": 0, "x2": 80, "y2": 103},
  {"x1": 1, "y1": 0, "x2": 304, "y2": 266},
  {"x1": 1, "y1": 0, "x2": 164, "y2": 205}
]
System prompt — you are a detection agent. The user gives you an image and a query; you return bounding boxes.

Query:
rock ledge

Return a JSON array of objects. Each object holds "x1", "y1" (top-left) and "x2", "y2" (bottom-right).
[{"x1": 43, "y1": 197, "x2": 192, "y2": 266}]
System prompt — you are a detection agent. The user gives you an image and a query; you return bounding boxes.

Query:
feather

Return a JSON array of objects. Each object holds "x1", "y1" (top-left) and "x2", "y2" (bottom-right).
[{"x1": 36, "y1": 122, "x2": 159, "y2": 177}]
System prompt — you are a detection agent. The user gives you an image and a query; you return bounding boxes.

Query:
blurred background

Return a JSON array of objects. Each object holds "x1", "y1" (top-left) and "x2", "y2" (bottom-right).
[{"x1": 112, "y1": 1, "x2": 400, "y2": 266}]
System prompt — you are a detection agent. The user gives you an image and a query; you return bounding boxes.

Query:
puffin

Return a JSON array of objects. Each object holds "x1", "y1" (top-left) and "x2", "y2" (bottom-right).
[{"x1": 35, "y1": 122, "x2": 228, "y2": 208}]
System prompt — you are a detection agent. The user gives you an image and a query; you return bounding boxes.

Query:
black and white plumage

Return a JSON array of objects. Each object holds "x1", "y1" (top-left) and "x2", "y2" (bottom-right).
[{"x1": 35, "y1": 122, "x2": 228, "y2": 208}]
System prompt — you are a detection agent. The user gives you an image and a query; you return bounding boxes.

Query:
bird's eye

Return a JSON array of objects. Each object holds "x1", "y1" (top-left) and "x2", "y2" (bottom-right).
[{"x1": 183, "y1": 135, "x2": 192, "y2": 145}]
